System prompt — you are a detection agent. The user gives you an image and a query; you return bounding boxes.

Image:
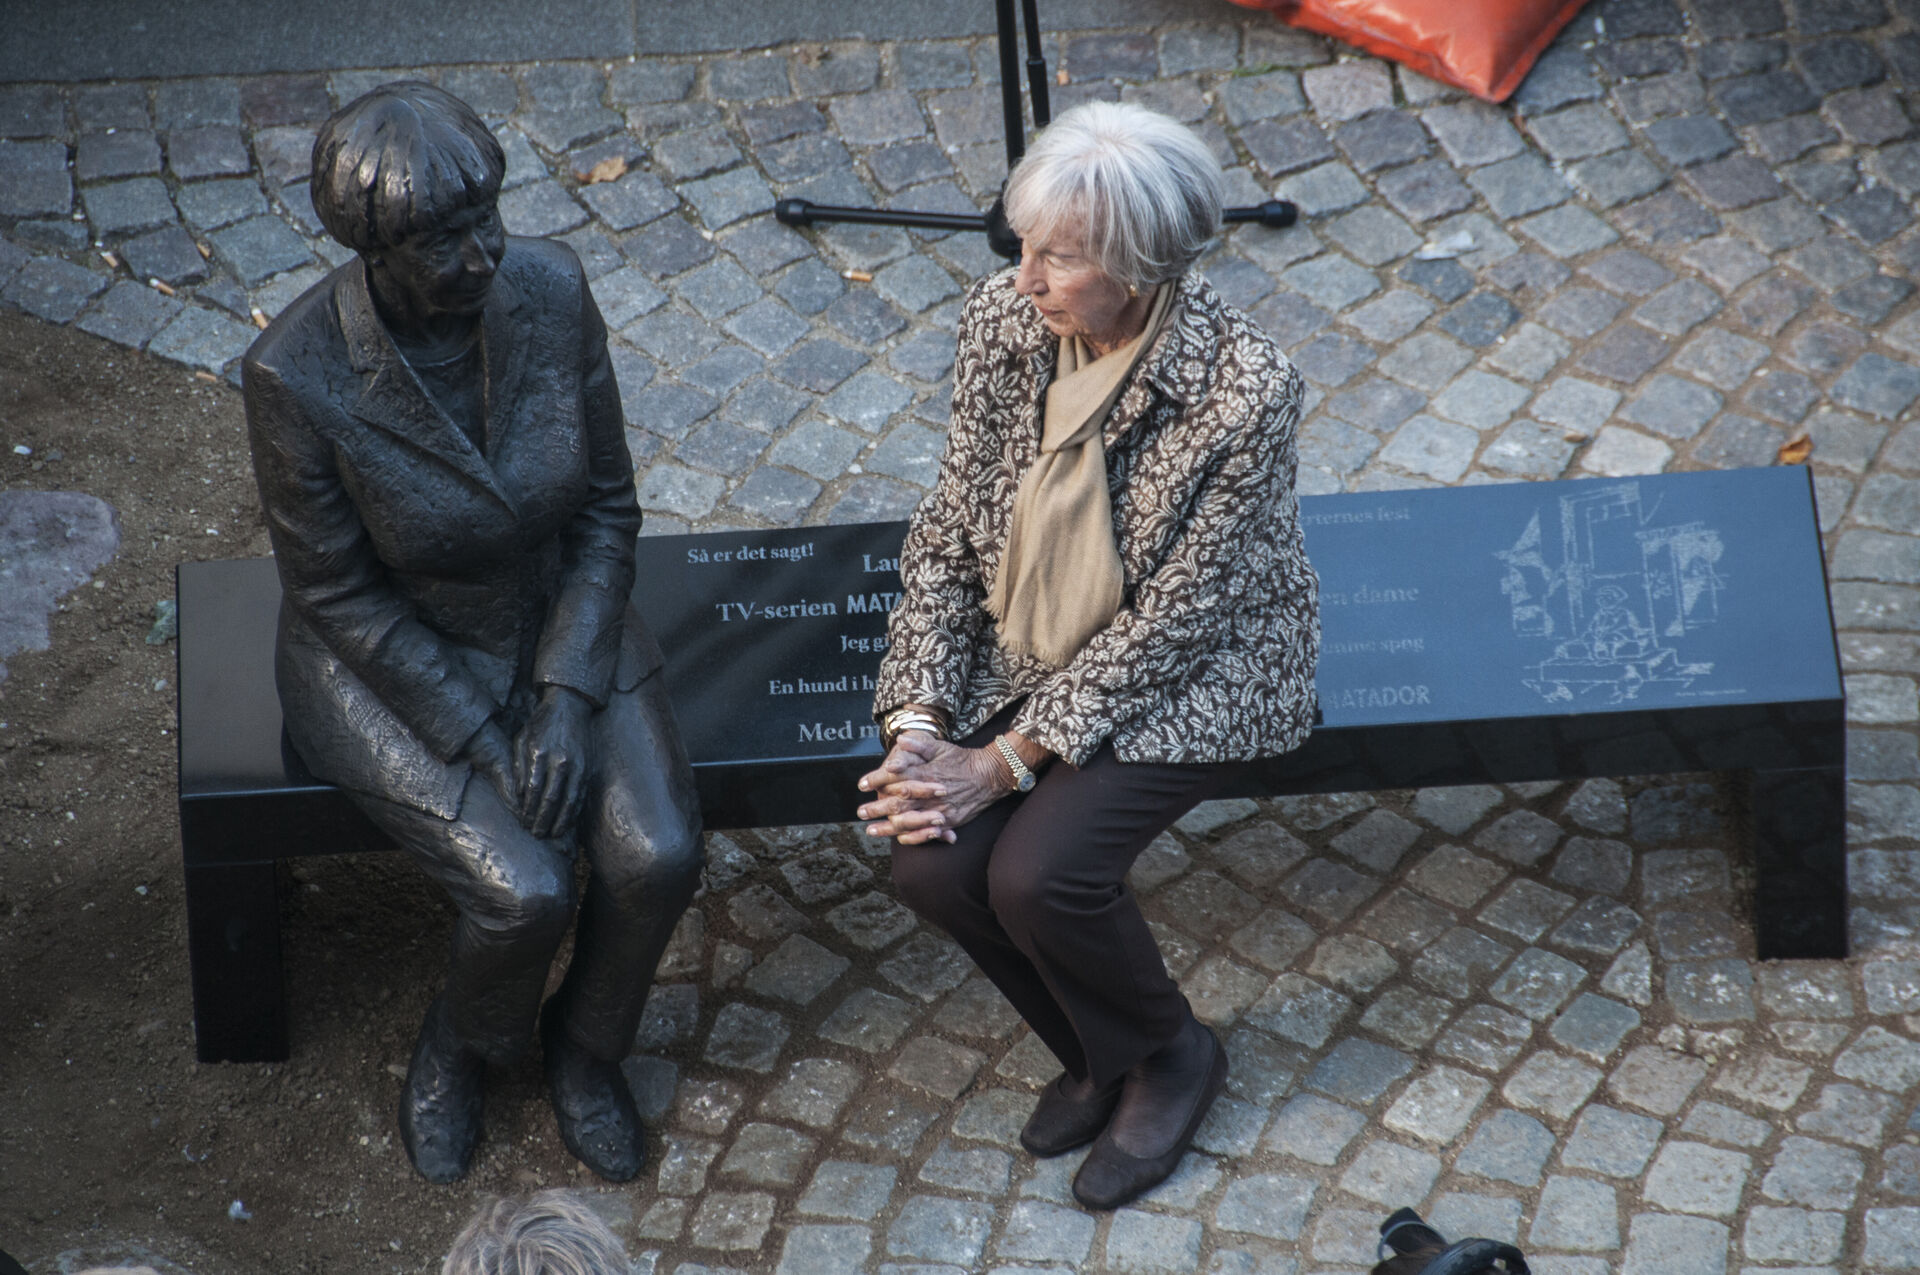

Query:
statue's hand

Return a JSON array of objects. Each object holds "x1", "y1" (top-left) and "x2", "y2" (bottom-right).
[
  {"x1": 463, "y1": 719, "x2": 519, "y2": 812},
  {"x1": 515, "y1": 685, "x2": 594, "y2": 840}
]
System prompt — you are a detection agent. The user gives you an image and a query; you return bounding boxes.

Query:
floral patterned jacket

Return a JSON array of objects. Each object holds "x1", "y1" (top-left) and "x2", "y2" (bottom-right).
[{"x1": 872, "y1": 267, "x2": 1321, "y2": 767}]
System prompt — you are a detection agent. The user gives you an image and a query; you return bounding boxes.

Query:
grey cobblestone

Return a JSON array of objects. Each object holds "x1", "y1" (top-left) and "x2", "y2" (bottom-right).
[
  {"x1": 1358, "y1": 983, "x2": 1452, "y2": 1043},
  {"x1": 1414, "y1": 926, "x2": 1515, "y2": 996},
  {"x1": 1378, "y1": 159, "x2": 1476, "y2": 223},
  {"x1": 1266, "y1": 1093, "x2": 1366, "y2": 1165},
  {"x1": 1835, "y1": 1025, "x2": 1920, "y2": 1092},
  {"x1": 1305, "y1": 1037, "x2": 1413, "y2": 1104},
  {"x1": 1519, "y1": 205, "x2": 1618, "y2": 258},
  {"x1": 76, "y1": 129, "x2": 161, "y2": 182},
  {"x1": 1455, "y1": 1108, "x2": 1554, "y2": 1185},
  {"x1": 210, "y1": 214, "x2": 311, "y2": 285},
  {"x1": 1277, "y1": 161, "x2": 1369, "y2": 217},
  {"x1": 1798, "y1": 1082, "x2": 1896, "y2": 1147},
  {"x1": 1619, "y1": 1213, "x2": 1728, "y2": 1275},
  {"x1": 1502, "y1": 1050, "x2": 1602, "y2": 1120},
  {"x1": 1561, "y1": 1103, "x2": 1663, "y2": 1176},
  {"x1": 121, "y1": 225, "x2": 211, "y2": 287},
  {"x1": 0, "y1": 85, "x2": 65, "y2": 138},
  {"x1": 5, "y1": 258, "x2": 106, "y2": 322},
  {"x1": 819, "y1": 988, "x2": 917, "y2": 1053},
  {"x1": 1763, "y1": 1135, "x2": 1864, "y2": 1209},
  {"x1": 147, "y1": 304, "x2": 255, "y2": 372},
  {"x1": 799, "y1": 1160, "x2": 896, "y2": 1219},
  {"x1": 1475, "y1": 810, "x2": 1563, "y2": 866},
  {"x1": 1334, "y1": 111, "x2": 1429, "y2": 173},
  {"x1": 1423, "y1": 103, "x2": 1524, "y2": 167},
  {"x1": 1549, "y1": 993, "x2": 1641, "y2": 1061},
  {"x1": 83, "y1": 177, "x2": 178, "y2": 238},
  {"x1": 1681, "y1": 1099, "x2": 1770, "y2": 1148},
  {"x1": 1305, "y1": 933, "x2": 1395, "y2": 992},
  {"x1": 175, "y1": 177, "x2": 265, "y2": 231},
  {"x1": 152, "y1": 80, "x2": 240, "y2": 130},
  {"x1": 1530, "y1": 1176, "x2": 1620, "y2": 1251},
  {"x1": 1644, "y1": 1140, "x2": 1751, "y2": 1216},
  {"x1": 1552, "y1": 897, "x2": 1642, "y2": 956},
  {"x1": 1436, "y1": 1004, "x2": 1533, "y2": 1072},
  {"x1": 1219, "y1": 72, "x2": 1305, "y2": 127},
  {"x1": 704, "y1": 1004, "x2": 789, "y2": 1072},
  {"x1": 1634, "y1": 279, "x2": 1722, "y2": 336},
  {"x1": 1667, "y1": 958, "x2": 1757, "y2": 1023},
  {"x1": 1568, "y1": 149, "x2": 1667, "y2": 208},
  {"x1": 841, "y1": 1089, "x2": 940, "y2": 1157},
  {"x1": 1213, "y1": 1174, "x2": 1315, "y2": 1241},
  {"x1": 73, "y1": 278, "x2": 181, "y2": 348},
  {"x1": 1340, "y1": 1139, "x2": 1442, "y2": 1206},
  {"x1": 1469, "y1": 154, "x2": 1570, "y2": 218}
]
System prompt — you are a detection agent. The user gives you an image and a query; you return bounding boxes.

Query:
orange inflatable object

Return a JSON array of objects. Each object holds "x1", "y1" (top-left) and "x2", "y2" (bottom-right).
[{"x1": 1227, "y1": 0, "x2": 1596, "y2": 102}]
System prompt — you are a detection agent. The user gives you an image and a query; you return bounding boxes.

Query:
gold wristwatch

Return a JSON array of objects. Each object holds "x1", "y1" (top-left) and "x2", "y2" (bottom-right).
[{"x1": 994, "y1": 735, "x2": 1037, "y2": 793}]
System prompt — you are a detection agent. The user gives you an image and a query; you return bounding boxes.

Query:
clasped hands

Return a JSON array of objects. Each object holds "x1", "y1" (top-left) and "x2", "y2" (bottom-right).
[
  {"x1": 858, "y1": 721, "x2": 1049, "y2": 846},
  {"x1": 464, "y1": 685, "x2": 593, "y2": 841}
]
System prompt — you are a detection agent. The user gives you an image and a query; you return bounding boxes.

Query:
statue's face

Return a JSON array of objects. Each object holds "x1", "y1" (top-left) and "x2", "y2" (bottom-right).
[{"x1": 378, "y1": 201, "x2": 505, "y2": 319}]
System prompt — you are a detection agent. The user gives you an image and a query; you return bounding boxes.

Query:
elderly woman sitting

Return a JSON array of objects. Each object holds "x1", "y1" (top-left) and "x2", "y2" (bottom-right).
[{"x1": 859, "y1": 101, "x2": 1320, "y2": 1209}]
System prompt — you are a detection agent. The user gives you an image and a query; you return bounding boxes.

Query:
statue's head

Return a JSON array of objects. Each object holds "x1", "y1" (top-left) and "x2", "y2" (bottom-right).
[{"x1": 312, "y1": 83, "x2": 507, "y2": 320}]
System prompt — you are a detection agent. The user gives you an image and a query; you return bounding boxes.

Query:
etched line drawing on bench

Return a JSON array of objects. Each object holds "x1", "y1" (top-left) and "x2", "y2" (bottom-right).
[{"x1": 1499, "y1": 481, "x2": 1726, "y2": 707}]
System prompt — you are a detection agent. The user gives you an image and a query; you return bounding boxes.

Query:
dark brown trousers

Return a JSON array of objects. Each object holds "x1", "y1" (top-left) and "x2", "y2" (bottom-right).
[{"x1": 891, "y1": 702, "x2": 1242, "y2": 1089}]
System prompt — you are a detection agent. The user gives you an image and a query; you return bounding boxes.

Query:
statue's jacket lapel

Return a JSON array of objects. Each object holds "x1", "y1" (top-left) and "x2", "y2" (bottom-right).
[{"x1": 337, "y1": 263, "x2": 527, "y2": 520}]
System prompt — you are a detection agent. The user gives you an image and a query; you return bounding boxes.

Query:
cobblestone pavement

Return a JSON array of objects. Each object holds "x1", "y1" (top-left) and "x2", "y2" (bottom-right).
[{"x1": 8, "y1": 0, "x2": 1920, "y2": 1270}]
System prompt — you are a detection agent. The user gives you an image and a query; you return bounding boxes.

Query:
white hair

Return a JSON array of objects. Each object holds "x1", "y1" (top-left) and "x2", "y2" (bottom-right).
[
  {"x1": 442, "y1": 1191, "x2": 631, "y2": 1275},
  {"x1": 1003, "y1": 101, "x2": 1223, "y2": 290}
]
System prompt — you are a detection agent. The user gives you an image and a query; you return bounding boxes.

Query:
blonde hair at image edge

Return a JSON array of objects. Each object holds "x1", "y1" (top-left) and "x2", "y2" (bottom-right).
[
  {"x1": 1002, "y1": 99, "x2": 1223, "y2": 293},
  {"x1": 442, "y1": 1190, "x2": 631, "y2": 1275}
]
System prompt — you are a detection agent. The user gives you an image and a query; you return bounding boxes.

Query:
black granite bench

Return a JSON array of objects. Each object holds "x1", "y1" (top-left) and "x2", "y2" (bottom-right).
[{"x1": 177, "y1": 466, "x2": 1846, "y2": 1063}]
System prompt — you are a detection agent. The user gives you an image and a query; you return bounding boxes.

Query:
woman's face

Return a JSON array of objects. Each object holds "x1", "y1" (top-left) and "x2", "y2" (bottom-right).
[
  {"x1": 376, "y1": 201, "x2": 505, "y2": 319},
  {"x1": 1013, "y1": 226, "x2": 1134, "y2": 348}
]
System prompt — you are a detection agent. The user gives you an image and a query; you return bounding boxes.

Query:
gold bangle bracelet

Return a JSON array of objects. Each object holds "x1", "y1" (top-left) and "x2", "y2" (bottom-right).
[
  {"x1": 882, "y1": 707, "x2": 948, "y2": 750},
  {"x1": 883, "y1": 706, "x2": 947, "y2": 732}
]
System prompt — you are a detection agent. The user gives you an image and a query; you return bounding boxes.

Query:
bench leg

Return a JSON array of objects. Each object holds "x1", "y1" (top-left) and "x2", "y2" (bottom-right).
[
  {"x1": 184, "y1": 861, "x2": 289, "y2": 1062},
  {"x1": 1750, "y1": 764, "x2": 1848, "y2": 961}
]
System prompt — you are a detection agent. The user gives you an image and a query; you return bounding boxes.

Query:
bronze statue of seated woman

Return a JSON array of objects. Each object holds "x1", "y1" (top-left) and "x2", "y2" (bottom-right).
[{"x1": 243, "y1": 82, "x2": 702, "y2": 1183}]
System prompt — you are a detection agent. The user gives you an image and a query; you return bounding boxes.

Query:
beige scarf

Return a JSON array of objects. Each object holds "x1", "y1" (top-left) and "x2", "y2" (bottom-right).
[{"x1": 986, "y1": 284, "x2": 1176, "y2": 667}]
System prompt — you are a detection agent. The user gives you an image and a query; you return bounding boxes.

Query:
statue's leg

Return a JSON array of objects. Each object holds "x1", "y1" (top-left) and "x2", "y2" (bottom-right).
[
  {"x1": 356, "y1": 776, "x2": 578, "y2": 1061},
  {"x1": 353, "y1": 776, "x2": 577, "y2": 1182},
  {"x1": 539, "y1": 671, "x2": 702, "y2": 1181},
  {"x1": 550, "y1": 670, "x2": 704, "y2": 1057}
]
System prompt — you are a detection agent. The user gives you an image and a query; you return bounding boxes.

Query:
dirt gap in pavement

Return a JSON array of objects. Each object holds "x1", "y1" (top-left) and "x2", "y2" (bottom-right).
[{"x1": 0, "y1": 309, "x2": 609, "y2": 1275}]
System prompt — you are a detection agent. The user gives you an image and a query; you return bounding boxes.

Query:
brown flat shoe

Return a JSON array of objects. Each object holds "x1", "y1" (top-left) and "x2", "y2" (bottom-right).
[
  {"x1": 1020, "y1": 1072, "x2": 1124, "y2": 1157},
  {"x1": 1072, "y1": 1023, "x2": 1226, "y2": 1210}
]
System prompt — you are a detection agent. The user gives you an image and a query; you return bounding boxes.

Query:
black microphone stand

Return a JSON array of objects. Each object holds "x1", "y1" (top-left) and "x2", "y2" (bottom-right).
[{"x1": 772, "y1": 0, "x2": 1298, "y2": 259}]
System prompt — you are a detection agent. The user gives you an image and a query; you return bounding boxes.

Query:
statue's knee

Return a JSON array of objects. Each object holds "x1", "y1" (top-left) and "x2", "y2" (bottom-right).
[
  {"x1": 598, "y1": 819, "x2": 703, "y2": 909},
  {"x1": 656, "y1": 822, "x2": 705, "y2": 900},
  {"x1": 486, "y1": 875, "x2": 572, "y2": 946}
]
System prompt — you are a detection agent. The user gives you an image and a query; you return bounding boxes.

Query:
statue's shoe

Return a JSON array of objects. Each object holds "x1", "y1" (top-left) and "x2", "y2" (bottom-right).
[
  {"x1": 397, "y1": 999, "x2": 484, "y2": 1184},
  {"x1": 542, "y1": 1005, "x2": 645, "y2": 1182},
  {"x1": 1020, "y1": 1072, "x2": 1123, "y2": 1157}
]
